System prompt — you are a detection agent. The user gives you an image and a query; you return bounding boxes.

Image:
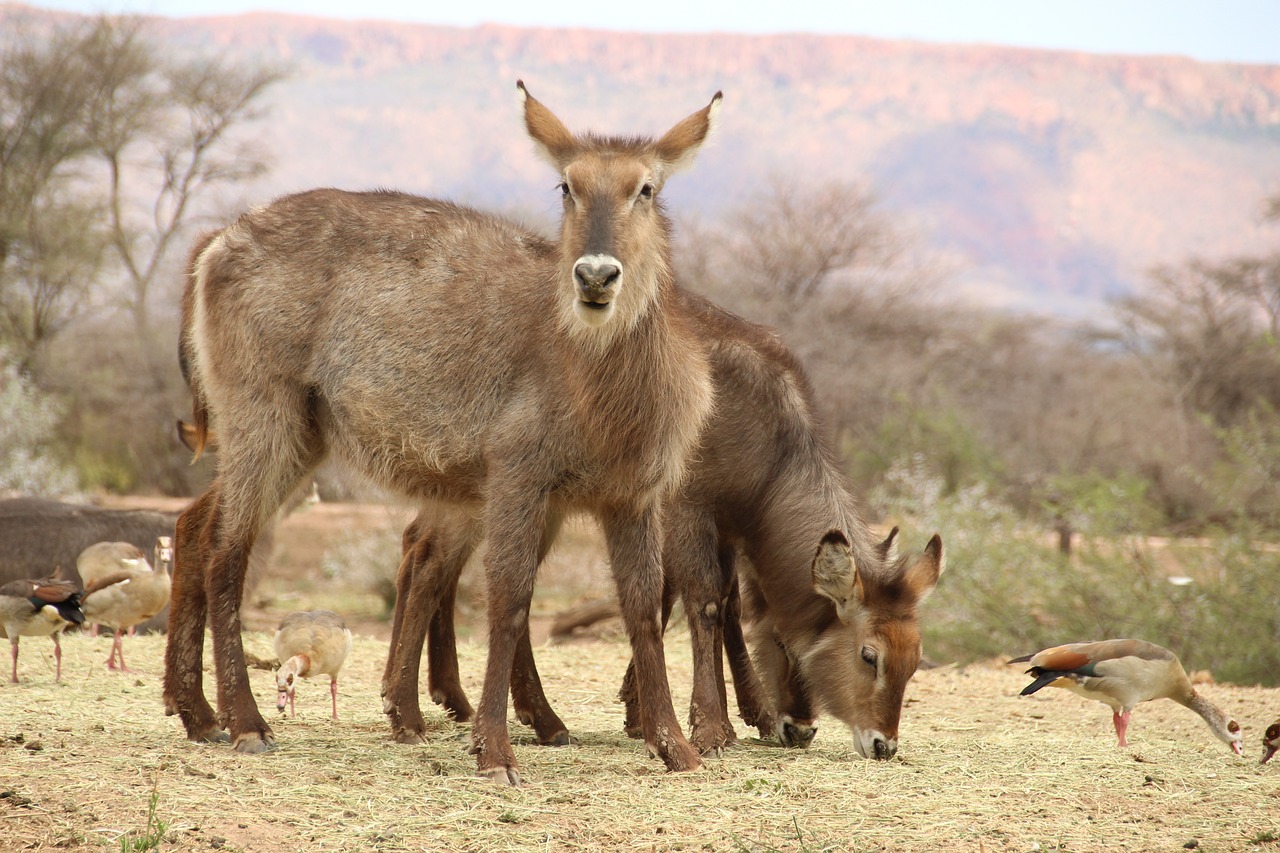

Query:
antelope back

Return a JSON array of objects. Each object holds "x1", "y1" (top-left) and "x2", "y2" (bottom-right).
[{"x1": 187, "y1": 84, "x2": 720, "y2": 538}]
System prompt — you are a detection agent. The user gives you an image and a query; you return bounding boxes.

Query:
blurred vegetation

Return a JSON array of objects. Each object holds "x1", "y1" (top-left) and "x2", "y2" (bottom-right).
[{"x1": 0, "y1": 15, "x2": 1276, "y2": 681}]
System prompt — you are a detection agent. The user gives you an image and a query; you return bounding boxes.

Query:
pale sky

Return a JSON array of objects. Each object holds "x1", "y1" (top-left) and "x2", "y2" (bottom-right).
[{"x1": 27, "y1": 0, "x2": 1280, "y2": 65}]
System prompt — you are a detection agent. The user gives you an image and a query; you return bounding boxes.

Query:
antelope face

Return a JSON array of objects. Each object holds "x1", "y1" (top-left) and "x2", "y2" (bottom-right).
[
  {"x1": 803, "y1": 531, "x2": 944, "y2": 760},
  {"x1": 516, "y1": 81, "x2": 721, "y2": 336},
  {"x1": 802, "y1": 616, "x2": 922, "y2": 760},
  {"x1": 558, "y1": 157, "x2": 665, "y2": 329}
]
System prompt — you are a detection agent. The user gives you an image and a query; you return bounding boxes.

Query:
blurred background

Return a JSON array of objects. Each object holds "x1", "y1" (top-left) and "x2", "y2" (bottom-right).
[{"x1": 1, "y1": 2, "x2": 1276, "y2": 684}]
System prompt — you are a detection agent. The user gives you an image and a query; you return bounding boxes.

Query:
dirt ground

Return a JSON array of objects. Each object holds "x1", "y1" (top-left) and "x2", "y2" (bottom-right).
[
  {"x1": 2, "y1": 633, "x2": 1277, "y2": 852},
  {"x1": 2, "y1": 498, "x2": 1274, "y2": 851}
]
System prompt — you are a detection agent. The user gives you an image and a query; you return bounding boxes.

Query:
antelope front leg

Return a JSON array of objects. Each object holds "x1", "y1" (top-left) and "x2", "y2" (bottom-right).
[
  {"x1": 206, "y1": 538, "x2": 275, "y2": 753},
  {"x1": 754, "y1": 633, "x2": 816, "y2": 748},
  {"x1": 679, "y1": 535, "x2": 739, "y2": 756},
  {"x1": 163, "y1": 490, "x2": 227, "y2": 744},
  {"x1": 426, "y1": 585, "x2": 474, "y2": 722},
  {"x1": 605, "y1": 506, "x2": 701, "y2": 773},
  {"x1": 470, "y1": 494, "x2": 546, "y2": 785}
]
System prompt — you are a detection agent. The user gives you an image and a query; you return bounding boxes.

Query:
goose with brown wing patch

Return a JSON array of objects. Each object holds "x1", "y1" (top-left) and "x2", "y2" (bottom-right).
[
  {"x1": 1010, "y1": 639, "x2": 1243, "y2": 755},
  {"x1": 1263, "y1": 719, "x2": 1279, "y2": 765},
  {"x1": 0, "y1": 575, "x2": 83, "y2": 682}
]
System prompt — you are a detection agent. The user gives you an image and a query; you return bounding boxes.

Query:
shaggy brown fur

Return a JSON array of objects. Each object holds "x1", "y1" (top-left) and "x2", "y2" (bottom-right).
[
  {"x1": 164, "y1": 82, "x2": 721, "y2": 785},
  {"x1": 382, "y1": 290, "x2": 945, "y2": 760}
]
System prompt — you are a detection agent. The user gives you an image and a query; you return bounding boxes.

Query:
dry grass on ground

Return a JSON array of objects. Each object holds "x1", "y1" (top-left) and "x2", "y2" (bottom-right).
[{"x1": 1, "y1": 629, "x2": 1277, "y2": 852}]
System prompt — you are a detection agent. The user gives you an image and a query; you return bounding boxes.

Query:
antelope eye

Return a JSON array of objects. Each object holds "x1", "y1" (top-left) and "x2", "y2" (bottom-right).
[
  {"x1": 638, "y1": 182, "x2": 654, "y2": 200},
  {"x1": 861, "y1": 647, "x2": 878, "y2": 669}
]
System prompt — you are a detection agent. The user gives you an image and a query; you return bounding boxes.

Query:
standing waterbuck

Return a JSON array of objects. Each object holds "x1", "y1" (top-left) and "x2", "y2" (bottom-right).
[
  {"x1": 164, "y1": 82, "x2": 721, "y2": 784},
  {"x1": 383, "y1": 290, "x2": 945, "y2": 761}
]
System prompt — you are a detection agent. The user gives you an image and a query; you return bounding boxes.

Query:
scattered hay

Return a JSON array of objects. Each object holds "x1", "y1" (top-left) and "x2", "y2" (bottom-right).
[{"x1": 1, "y1": 631, "x2": 1276, "y2": 851}]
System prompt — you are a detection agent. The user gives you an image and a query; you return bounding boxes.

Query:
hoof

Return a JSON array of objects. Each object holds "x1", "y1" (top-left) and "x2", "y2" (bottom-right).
[
  {"x1": 649, "y1": 738, "x2": 703, "y2": 772},
  {"x1": 431, "y1": 690, "x2": 474, "y2": 723},
  {"x1": 539, "y1": 731, "x2": 578, "y2": 747},
  {"x1": 691, "y1": 725, "x2": 737, "y2": 757},
  {"x1": 477, "y1": 766, "x2": 521, "y2": 786},
  {"x1": 778, "y1": 716, "x2": 817, "y2": 749},
  {"x1": 391, "y1": 727, "x2": 427, "y2": 745},
  {"x1": 232, "y1": 733, "x2": 277, "y2": 754},
  {"x1": 195, "y1": 729, "x2": 231, "y2": 745}
]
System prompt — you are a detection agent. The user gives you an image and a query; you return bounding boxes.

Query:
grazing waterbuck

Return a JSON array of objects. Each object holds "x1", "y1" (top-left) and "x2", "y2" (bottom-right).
[
  {"x1": 164, "y1": 82, "x2": 721, "y2": 784},
  {"x1": 383, "y1": 290, "x2": 945, "y2": 761}
]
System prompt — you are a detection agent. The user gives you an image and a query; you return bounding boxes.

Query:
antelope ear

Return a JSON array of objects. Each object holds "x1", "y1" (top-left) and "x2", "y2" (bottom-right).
[
  {"x1": 517, "y1": 80, "x2": 576, "y2": 170},
  {"x1": 653, "y1": 91, "x2": 722, "y2": 181},
  {"x1": 904, "y1": 534, "x2": 945, "y2": 604},
  {"x1": 876, "y1": 526, "x2": 900, "y2": 564},
  {"x1": 811, "y1": 529, "x2": 863, "y2": 624}
]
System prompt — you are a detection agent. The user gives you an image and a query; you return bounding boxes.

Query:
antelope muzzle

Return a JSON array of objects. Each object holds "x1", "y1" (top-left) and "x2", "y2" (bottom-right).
[{"x1": 573, "y1": 254, "x2": 622, "y2": 308}]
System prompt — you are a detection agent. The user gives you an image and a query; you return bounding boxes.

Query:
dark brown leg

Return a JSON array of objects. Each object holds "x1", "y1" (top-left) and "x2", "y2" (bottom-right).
[
  {"x1": 470, "y1": 493, "x2": 547, "y2": 785},
  {"x1": 605, "y1": 505, "x2": 700, "y2": 773},
  {"x1": 382, "y1": 517, "x2": 439, "y2": 743},
  {"x1": 426, "y1": 579, "x2": 474, "y2": 722},
  {"x1": 206, "y1": 528, "x2": 274, "y2": 753},
  {"x1": 680, "y1": 533, "x2": 739, "y2": 756},
  {"x1": 508, "y1": 511, "x2": 571, "y2": 745},
  {"x1": 758, "y1": 631, "x2": 816, "y2": 748},
  {"x1": 722, "y1": 568, "x2": 772, "y2": 737},
  {"x1": 163, "y1": 489, "x2": 227, "y2": 744},
  {"x1": 620, "y1": 566, "x2": 677, "y2": 739}
]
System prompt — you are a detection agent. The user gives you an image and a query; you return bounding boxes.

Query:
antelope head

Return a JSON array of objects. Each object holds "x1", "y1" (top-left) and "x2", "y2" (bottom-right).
[
  {"x1": 517, "y1": 81, "x2": 721, "y2": 337},
  {"x1": 801, "y1": 529, "x2": 944, "y2": 760}
]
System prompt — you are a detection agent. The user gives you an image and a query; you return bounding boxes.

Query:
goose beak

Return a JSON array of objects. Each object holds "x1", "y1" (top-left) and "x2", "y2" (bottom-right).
[{"x1": 1230, "y1": 740, "x2": 1243, "y2": 757}]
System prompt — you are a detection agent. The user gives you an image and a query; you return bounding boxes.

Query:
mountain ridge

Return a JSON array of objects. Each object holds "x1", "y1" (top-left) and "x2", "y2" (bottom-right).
[{"x1": 6, "y1": 4, "x2": 1279, "y2": 313}]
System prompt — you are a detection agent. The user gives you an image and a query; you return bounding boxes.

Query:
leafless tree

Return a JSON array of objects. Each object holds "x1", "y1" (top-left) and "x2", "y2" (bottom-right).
[{"x1": 0, "y1": 13, "x2": 282, "y2": 493}]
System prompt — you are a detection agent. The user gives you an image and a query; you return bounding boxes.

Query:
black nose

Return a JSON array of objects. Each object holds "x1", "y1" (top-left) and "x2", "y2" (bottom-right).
[
  {"x1": 574, "y1": 261, "x2": 621, "y2": 295},
  {"x1": 873, "y1": 737, "x2": 895, "y2": 760}
]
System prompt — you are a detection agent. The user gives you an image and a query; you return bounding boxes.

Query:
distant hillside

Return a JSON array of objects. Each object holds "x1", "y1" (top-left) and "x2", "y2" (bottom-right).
[{"x1": 8, "y1": 5, "x2": 1280, "y2": 313}]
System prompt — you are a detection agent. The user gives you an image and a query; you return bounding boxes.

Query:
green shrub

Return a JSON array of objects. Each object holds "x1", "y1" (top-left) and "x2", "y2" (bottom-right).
[{"x1": 880, "y1": 458, "x2": 1280, "y2": 686}]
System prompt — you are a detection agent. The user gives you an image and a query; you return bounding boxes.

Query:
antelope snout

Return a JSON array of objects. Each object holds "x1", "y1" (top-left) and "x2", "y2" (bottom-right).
[
  {"x1": 854, "y1": 728, "x2": 898, "y2": 761},
  {"x1": 573, "y1": 255, "x2": 622, "y2": 303}
]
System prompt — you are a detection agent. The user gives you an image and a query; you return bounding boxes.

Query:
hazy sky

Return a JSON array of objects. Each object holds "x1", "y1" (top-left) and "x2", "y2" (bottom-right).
[{"x1": 28, "y1": 0, "x2": 1280, "y2": 65}]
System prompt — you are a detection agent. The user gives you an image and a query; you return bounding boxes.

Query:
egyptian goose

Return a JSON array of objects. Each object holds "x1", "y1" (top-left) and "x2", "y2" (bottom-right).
[
  {"x1": 273, "y1": 610, "x2": 353, "y2": 720},
  {"x1": 1263, "y1": 719, "x2": 1279, "y2": 765},
  {"x1": 1010, "y1": 639, "x2": 1243, "y2": 755},
  {"x1": 79, "y1": 538, "x2": 172, "y2": 672},
  {"x1": 0, "y1": 575, "x2": 84, "y2": 682}
]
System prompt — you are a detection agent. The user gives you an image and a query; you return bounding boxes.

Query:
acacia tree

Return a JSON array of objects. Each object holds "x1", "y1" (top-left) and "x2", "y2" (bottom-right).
[
  {"x1": 0, "y1": 11, "x2": 282, "y2": 493},
  {"x1": 0, "y1": 17, "x2": 112, "y2": 371},
  {"x1": 1113, "y1": 195, "x2": 1280, "y2": 430},
  {"x1": 1108, "y1": 193, "x2": 1280, "y2": 523}
]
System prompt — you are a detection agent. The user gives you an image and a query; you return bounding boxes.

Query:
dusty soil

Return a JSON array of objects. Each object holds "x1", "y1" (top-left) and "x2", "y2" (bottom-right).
[
  {"x1": 1, "y1": 634, "x2": 1277, "y2": 852},
  {"x1": 4, "y1": 497, "x2": 1272, "y2": 852}
]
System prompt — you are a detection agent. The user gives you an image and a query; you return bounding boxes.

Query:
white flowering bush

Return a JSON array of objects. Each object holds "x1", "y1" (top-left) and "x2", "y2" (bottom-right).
[{"x1": 0, "y1": 350, "x2": 80, "y2": 498}]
